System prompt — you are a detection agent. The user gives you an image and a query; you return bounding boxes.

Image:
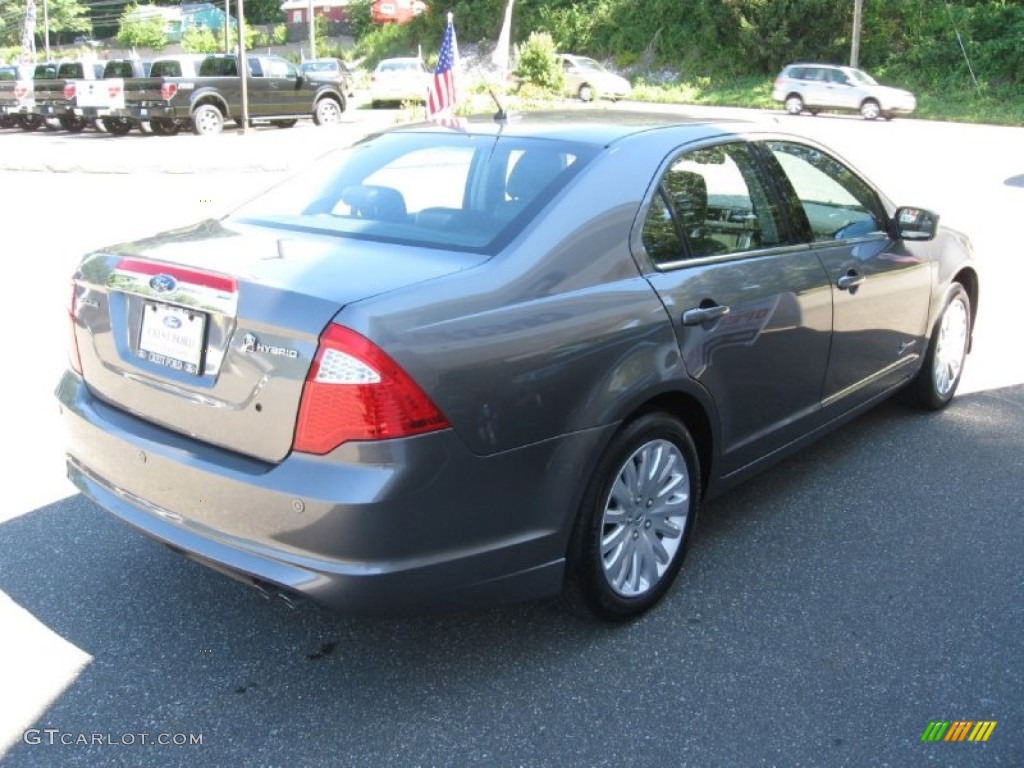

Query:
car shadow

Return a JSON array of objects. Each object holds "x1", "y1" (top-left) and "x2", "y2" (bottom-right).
[
  {"x1": 1005, "y1": 174, "x2": 1024, "y2": 188},
  {"x1": 1, "y1": 384, "x2": 1021, "y2": 764}
]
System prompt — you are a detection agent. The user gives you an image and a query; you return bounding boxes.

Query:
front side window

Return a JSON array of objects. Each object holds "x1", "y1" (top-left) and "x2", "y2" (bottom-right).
[
  {"x1": 764, "y1": 141, "x2": 886, "y2": 243},
  {"x1": 641, "y1": 142, "x2": 787, "y2": 266}
]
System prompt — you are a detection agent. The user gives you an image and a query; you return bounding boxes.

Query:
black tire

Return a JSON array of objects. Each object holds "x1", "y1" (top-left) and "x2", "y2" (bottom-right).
[
  {"x1": 313, "y1": 97, "x2": 344, "y2": 125},
  {"x1": 272, "y1": 119, "x2": 298, "y2": 128},
  {"x1": 860, "y1": 98, "x2": 881, "y2": 120},
  {"x1": 578, "y1": 83, "x2": 595, "y2": 102},
  {"x1": 907, "y1": 283, "x2": 971, "y2": 410},
  {"x1": 149, "y1": 118, "x2": 180, "y2": 136},
  {"x1": 17, "y1": 115, "x2": 42, "y2": 131},
  {"x1": 103, "y1": 117, "x2": 133, "y2": 135},
  {"x1": 59, "y1": 114, "x2": 88, "y2": 132},
  {"x1": 0, "y1": 115, "x2": 13, "y2": 128},
  {"x1": 192, "y1": 104, "x2": 224, "y2": 136},
  {"x1": 784, "y1": 94, "x2": 804, "y2": 115},
  {"x1": 562, "y1": 413, "x2": 701, "y2": 621}
]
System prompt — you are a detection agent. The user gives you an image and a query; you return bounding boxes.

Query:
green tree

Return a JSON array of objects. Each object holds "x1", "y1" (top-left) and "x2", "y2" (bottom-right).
[
  {"x1": 181, "y1": 26, "x2": 219, "y2": 53},
  {"x1": 514, "y1": 30, "x2": 563, "y2": 92},
  {"x1": 116, "y1": 3, "x2": 168, "y2": 50},
  {"x1": 44, "y1": 0, "x2": 93, "y2": 44}
]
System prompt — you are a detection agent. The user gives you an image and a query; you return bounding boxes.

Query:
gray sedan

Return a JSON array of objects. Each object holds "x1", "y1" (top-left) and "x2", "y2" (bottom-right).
[{"x1": 58, "y1": 112, "x2": 977, "y2": 621}]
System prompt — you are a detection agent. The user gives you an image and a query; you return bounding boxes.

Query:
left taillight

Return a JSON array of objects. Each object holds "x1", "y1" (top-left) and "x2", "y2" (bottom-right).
[
  {"x1": 68, "y1": 280, "x2": 83, "y2": 375},
  {"x1": 293, "y1": 324, "x2": 449, "y2": 454}
]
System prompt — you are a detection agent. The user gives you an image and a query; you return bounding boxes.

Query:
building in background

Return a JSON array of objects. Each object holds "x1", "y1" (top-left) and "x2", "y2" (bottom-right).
[{"x1": 371, "y1": 0, "x2": 427, "y2": 25}]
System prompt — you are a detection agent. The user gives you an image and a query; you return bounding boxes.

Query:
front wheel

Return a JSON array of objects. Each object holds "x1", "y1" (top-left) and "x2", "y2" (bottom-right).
[
  {"x1": 907, "y1": 283, "x2": 971, "y2": 410},
  {"x1": 192, "y1": 104, "x2": 224, "y2": 136},
  {"x1": 562, "y1": 413, "x2": 700, "y2": 621},
  {"x1": 860, "y1": 99, "x2": 881, "y2": 120},
  {"x1": 313, "y1": 98, "x2": 344, "y2": 125}
]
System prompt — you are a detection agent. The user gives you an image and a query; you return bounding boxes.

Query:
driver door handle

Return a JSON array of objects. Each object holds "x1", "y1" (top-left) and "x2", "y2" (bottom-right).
[
  {"x1": 837, "y1": 272, "x2": 866, "y2": 291},
  {"x1": 682, "y1": 304, "x2": 731, "y2": 326}
]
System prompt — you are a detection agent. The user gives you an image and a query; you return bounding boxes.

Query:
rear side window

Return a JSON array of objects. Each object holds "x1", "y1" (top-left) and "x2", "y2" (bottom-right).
[
  {"x1": 642, "y1": 142, "x2": 788, "y2": 265},
  {"x1": 764, "y1": 141, "x2": 886, "y2": 242},
  {"x1": 230, "y1": 132, "x2": 596, "y2": 253},
  {"x1": 150, "y1": 60, "x2": 181, "y2": 77},
  {"x1": 199, "y1": 57, "x2": 238, "y2": 77}
]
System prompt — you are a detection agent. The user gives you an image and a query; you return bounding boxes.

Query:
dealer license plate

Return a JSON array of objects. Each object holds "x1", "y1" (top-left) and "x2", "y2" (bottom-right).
[{"x1": 138, "y1": 303, "x2": 206, "y2": 375}]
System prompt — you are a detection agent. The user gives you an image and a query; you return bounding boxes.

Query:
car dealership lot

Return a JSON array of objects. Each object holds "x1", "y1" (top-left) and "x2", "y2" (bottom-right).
[{"x1": 0, "y1": 109, "x2": 1021, "y2": 766}]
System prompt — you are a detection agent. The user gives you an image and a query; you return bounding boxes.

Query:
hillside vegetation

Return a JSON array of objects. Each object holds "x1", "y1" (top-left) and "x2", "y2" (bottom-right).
[{"x1": 359, "y1": 0, "x2": 1024, "y2": 124}]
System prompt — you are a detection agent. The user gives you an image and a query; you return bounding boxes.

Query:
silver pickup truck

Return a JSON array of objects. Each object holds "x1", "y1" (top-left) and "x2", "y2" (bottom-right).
[{"x1": 0, "y1": 63, "x2": 55, "y2": 130}]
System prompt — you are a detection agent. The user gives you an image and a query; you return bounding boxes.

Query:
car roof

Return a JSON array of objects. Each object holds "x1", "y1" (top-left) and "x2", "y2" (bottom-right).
[{"x1": 390, "y1": 109, "x2": 750, "y2": 147}]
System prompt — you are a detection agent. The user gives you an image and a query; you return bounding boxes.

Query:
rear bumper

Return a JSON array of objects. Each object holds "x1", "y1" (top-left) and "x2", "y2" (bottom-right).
[
  {"x1": 128, "y1": 104, "x2": 187, "y2": 121},
  {"x1": 57, "y1": 370, "x2": 610, "y2": 614}
]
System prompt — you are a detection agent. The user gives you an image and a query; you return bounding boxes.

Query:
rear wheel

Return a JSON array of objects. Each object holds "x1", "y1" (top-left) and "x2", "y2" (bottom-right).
[
  {"x1": 149, "y1": 118, "x2": 180, "y2": 136},
  {"x1": 103, "y1": 117, "x2": 133, "y2": 135},
  {"x1": 59, "y1": 114, "x2": 88, "y2": 132},
  {"x1": 272, "y1": 118, "x2": 298, "y2": 128},
  {"x1": 908, "y1": 284, "x2": 971, "y2": 410},
  {"x1": 192, "y1": 104, "x2": 224, "y2": 136},
  {"x1": 860, "y1": 99, "x2": 881, "y2": 120},
  {"x1": 313, "y1": 97, "x2": 343, "y2": 125},
  {"x1": 563, "y1": 413, "x2": 700, "y2": 621},
  {"x1": 18, "y1": 114, "x2": 43, "y2": 131},
  {"x1": 784, "y1": 94, "x2": 804, "y2": 115}
]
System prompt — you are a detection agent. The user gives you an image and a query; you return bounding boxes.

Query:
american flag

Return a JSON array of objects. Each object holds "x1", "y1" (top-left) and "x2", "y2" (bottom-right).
[{"x1": 427, "y1": 16, "x2": 459, "y2": 119}]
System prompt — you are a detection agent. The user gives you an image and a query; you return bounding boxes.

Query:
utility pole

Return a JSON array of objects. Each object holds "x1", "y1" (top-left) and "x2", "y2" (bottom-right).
[
  {"x1": 850, "y1": 0, "x2": 863, "y2": 68},
  {"x1": 224, "y1": 0, "x2": 230, "y2": 53},
  {"x1": 43, "y1": 0, "x2": 50, "y2": 60},
  {"x1": 238, "y1": 0, "x2": 248, "y2": 133},
  {"x1": 307, "y1": 0, "x2": 316, "y2": 60}
]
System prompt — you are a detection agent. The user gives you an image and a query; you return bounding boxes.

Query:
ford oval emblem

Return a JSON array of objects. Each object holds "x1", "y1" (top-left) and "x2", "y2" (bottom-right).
[
  {"x1": 162, "y1": 315, "x2": 182, "y2": 329},
  {"x1": 149, "y1": 274, "x2": 178, "y2": 294}
]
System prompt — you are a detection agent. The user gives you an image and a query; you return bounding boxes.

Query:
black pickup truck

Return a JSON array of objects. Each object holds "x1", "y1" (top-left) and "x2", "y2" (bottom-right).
[
  {"x1": 124, "y1": 53, "x2": 348, "y2": 135},
  {"x1": 34, "y1": 59, "x2": 105, "y2": 131}
]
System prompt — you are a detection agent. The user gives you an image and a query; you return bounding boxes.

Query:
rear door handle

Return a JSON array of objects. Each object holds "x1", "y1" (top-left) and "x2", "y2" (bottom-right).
[
  {"x1": 682, "y1": 304, "x2": 731, "y2": 326},
  {"x1": 837, "y1": 271, "x2": 866, "y2": 291}
]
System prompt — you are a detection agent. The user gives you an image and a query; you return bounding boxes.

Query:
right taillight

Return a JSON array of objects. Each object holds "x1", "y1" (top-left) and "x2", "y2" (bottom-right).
[
  {"x1": 63, "y1": 83, "x2": 76, "y2": 100},
  {"x1": 68, "y1": 281, "x2": 83, "y2": 375},
  {"x1": 293, "y1": 324, "x2": 449, "y2": 454},
  {"x1": 161, "y1": 82, "x2": 177, "y2": 100}
]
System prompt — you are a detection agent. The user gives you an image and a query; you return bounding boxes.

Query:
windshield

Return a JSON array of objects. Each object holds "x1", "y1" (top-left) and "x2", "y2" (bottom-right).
[{"x1": 229, "y1": 131, "x2": 596, "y2": 254}]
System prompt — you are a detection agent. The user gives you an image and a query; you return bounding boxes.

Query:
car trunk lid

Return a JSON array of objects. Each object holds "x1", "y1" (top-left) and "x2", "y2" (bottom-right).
[{"x1": 70, "y1": 219, "x2": 480, "y2": 462}]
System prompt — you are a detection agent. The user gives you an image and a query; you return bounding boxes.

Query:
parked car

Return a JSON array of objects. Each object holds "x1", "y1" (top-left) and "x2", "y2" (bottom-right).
[
  {"x1": 299, "y1": 58, "x2": 355, "y2": 98},
  {"x1": 558, "y1": 53, "x2": 632, "y2": 102},
  {"x1": 369, "y1": 57, "x2": 429, "y2": 107},
  {"x1": 59, "y1": 111, "x2": 977, "y2": 621},
  {"x1": 772, "y1": 62, "x2": 916, "y2": 120}
]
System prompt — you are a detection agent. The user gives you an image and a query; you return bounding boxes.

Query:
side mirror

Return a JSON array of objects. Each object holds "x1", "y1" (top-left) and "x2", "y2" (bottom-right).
[{"x1": 895, "y1": 206, "x2": 938, "y2": 241}]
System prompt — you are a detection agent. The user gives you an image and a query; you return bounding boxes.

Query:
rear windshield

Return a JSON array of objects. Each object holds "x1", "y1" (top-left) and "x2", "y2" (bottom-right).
[
  {"x1": 104, "y1": 60, "x2": 136, "y2": 78},
  {"x1": 0, "y1": 67, "x2": 15, "y2": 81},
  {"x1": 230, "y1": 131, "x2": 597, "y2": 254}
]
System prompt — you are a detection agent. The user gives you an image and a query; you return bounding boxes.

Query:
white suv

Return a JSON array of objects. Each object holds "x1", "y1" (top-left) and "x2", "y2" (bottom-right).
[{"x1": 772, "y1": 63, "x2": 916, "y2": 120}]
